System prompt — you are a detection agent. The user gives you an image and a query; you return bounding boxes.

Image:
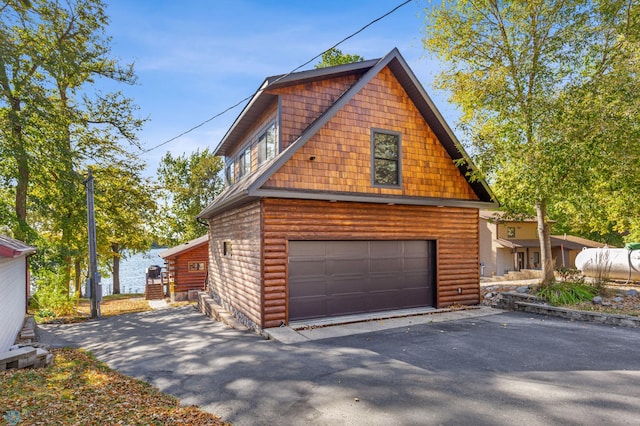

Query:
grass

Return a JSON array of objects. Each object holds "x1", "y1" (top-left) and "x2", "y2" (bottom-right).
[
  {"x1": 0, "y1": 347, "x2": 228, "y2": 425},
  {"x1": 34, "y1": 293, "x2": 153, "y2": 323},
  {"x1": 536, "y1": 281, "x2": 597, "y2": 305}
]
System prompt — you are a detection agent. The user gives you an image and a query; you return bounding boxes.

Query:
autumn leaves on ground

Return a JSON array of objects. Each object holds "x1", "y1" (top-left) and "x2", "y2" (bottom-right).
[{"x1": 2, "y1": 297, "x2": 228, "y2": 426}]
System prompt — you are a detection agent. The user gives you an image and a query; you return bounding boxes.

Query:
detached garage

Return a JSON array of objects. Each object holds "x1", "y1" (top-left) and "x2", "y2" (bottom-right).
[{"x1": 198, "y1": 49, "x2": 497, "y2": 331}]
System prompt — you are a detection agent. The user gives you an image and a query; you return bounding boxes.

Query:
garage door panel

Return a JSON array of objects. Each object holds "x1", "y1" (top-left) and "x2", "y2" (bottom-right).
[
  {"x1": 326, "y1": 258, "x2": 369, "y2": 275},
  {"x1": 289, "y1": 297, "x2": 327, "y2": 320},
  {"x1": 370, "y1": 241, "x2": 403, "y2": 257},
  {"x1": 290, "y1": 241, "x2": 327, "y2": 257},
  {"x1": 370, "y1": 258, "x2": 403, "y2": 273},
  {"x1": 327, "y1": 295, "x2": 366, "y2": 316},
  {"x1": 326, "y1": 276, "x2": 367, "y2": 295},
  {"x1": 289, "y1": 278, "x2": 326, "y2": 298},
  {"x1": 369, "y1": 275, "x2": 400, "y2": 291},
  {"x1": 288, "y1": 240, "x2": 435, "y2": 321},
  {"x1": 404, "y1": 256, "x2": 432, "y2": 271},
  {"x1": 328, "y1": 241, "x2": 368, "y2": 257},
  {"x1": 289, "y1": 259, "x2": 326, "y2": 277}
]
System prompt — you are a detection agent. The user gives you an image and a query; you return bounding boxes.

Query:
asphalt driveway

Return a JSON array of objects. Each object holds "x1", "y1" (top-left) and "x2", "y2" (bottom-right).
[{"x1": 38, "y1": 307, "x2": 640, "y2": 425}]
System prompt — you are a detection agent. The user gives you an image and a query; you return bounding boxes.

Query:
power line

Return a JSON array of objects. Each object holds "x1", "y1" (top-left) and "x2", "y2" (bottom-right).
[{"x1": 142, "y1": 0, "x2": 413, "y2": 154}]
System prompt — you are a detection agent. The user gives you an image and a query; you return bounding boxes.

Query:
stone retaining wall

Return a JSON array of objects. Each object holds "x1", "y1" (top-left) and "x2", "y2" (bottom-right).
[{"x1": 496, "y1": 291, "x2": 640, "y2": 328}]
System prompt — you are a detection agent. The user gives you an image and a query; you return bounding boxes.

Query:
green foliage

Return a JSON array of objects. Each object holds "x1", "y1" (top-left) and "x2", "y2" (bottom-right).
[
  {"x1": 537, "y1": 282, "x2": 597, "y2": 306},
  {"x1": 314, "y1": 48, "x2": 365, "y2": 69},
  {"x1": 157, "y1": 148, "x2": 224, "y2": 245},
  {"x1": 0, "y1": 0, "x2": 148, "y2": 290},
  {"x1": 32, "y1": 269, "x2": 76, "y2": 318},
  {"x1": 423, "y1": 0, "x2": 640, "y2": 282}
]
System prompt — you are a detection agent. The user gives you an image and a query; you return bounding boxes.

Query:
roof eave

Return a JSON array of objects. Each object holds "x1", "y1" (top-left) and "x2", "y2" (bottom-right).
[{"x1": 252, "y1": 188, "x2": 498, "y2": 210}]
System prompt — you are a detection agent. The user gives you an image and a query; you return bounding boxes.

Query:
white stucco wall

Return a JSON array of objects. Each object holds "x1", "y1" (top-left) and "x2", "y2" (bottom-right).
[{"x1": 0, "y1": 256, "x2": 27, "y2": 352}]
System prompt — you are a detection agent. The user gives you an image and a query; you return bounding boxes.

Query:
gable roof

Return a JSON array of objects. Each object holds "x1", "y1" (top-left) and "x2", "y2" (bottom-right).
[
  {"x1": 200, "y1": 48, "x2": 498, "y2": 219},
  {"x1": 0, "y1": 235, "x2": 36, "y2": 258},
  {"x1": 159, "y1": 235, "x2": 209, "y2": 259}
]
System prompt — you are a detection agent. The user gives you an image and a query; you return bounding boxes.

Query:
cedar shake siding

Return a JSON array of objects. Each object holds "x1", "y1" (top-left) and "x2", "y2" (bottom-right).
[
  {"x1": 207, "y1": 201, "x2": 262, "y2": 328},
  {"x1": 270, "y1": 74, "x2": 360, "y2": 150},
  {"x1": 265, "y1": 67, "x2": 478, "y2": 200},
  {"x1": 261, "y1": 199, "x2": 479, "y2": 328}
]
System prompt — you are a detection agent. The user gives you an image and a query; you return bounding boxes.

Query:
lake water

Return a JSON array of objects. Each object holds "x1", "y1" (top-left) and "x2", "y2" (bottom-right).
[{"x1": 100, "y1": 248, "x2": 165, "y2": 295}]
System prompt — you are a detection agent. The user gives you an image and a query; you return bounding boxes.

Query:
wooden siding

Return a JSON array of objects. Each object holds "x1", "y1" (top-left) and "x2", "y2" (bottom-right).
[
  {"x1": 269, "y1": 74, "x2": 359, "y2": 150},
  {"x1": 264, "y1": 67, "x2": 478, "y2": 201},
  {"x1": 164, "y1": 243, "x2": 208, "y2": 296},
  {"x1": 0, "y1": 256, "x2": 27, "y2": 352},
  {"x1": 261, "y1": 198, "x2": 480, "y2": 328},
  {"x1": 207, "y1": 201, "x2": 262, "y2": 327}
]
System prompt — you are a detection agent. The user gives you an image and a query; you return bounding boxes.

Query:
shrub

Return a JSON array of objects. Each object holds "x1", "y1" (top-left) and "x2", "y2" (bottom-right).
[
  {"x1": 32, "y1": 269, "x2": 76, "y2": 318},
  {"x1": 537, "y1": 281, "x2": 597, "y2": 306}
]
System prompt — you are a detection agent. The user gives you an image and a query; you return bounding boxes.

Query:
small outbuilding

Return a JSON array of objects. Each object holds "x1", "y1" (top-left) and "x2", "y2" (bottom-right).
[
  {"x1": 159, "y1": 235, "x2": 208, "y2": 301},
  {"x1": 0, "y1": 235, "x2": 36, "y2": 352}
]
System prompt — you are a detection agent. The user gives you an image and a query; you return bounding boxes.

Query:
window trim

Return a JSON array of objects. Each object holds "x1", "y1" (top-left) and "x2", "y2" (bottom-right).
[{"x1": 371, "y1": 128, "x2": 402, "y2": 188}]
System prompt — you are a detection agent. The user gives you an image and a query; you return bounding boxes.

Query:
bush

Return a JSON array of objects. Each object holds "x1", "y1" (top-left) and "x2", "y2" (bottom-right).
[
  {"x1": 32, "y1": 270, "x2": 76, "y2": 318},
  {"x1": 537, "y1": 281, "x2": 597, "y2": 306}
]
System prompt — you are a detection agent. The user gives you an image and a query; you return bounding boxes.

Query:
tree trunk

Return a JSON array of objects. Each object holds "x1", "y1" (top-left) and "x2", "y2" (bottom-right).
[
  {"x1": 536, "y1": 199, "x2": 555, "y2": 285},
  {"x1": 112, "y1": 243, "x2": 121, "y2": 294},
  {"x1": 74, "y1": 260, "x2": 82, "y2": 297},
  {"x1": 11, "y1": 98, "x2": 29, "y2": 241}
]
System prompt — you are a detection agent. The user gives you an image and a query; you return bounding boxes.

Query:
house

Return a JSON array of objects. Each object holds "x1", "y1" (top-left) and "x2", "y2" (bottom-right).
[
  {"x1": 0, "y1": 235, "x2": 36, "y2": 352},
  {"x1": 197, "y1": 48, "x2": 498, "y2": 331},
  {"x1": 159, "y1": 235, "x2": 209, "y2": 301},
  {"x1": 479, "y1": 210, "x2": 608, "y2": 277}
]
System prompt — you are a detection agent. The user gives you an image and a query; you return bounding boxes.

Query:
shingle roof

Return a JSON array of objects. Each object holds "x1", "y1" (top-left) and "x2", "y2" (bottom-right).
[
  {"x1": 159, "y1": 235, "x2": 209, "y2": 259},
  {"x1": 0, "y1": 235, "x2": 37, "y2": 258},
  {"x1": 199, "y1": 48, "x2": 498, "y2": 220}
]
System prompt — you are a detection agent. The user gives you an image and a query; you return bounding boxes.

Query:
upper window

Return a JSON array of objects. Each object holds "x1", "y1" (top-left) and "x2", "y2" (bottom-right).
[
  {"x1": 372, "y1": 130, "x2": 401, "y2": 186},
  {"x1": 257, "y1": 123, "x2": 277, "y2": 165},
  {"x1": 238, "y1": 146, "x2": 251, "y2": 178},
  {"x1": 507, "y1": 227, "x2": 516, "y2": 238},
  {"x1": 225, "y1": 160, "x2": 235, "y2": 185}
]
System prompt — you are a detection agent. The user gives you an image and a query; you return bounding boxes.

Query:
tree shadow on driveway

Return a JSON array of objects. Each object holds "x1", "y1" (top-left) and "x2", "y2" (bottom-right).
[{"x1": 39, "y1": 307, "x2": 640, "y2": 425}]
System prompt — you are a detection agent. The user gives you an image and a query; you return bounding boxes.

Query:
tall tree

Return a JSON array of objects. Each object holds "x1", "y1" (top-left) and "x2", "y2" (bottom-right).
[
  {"x1": 157, "y1": 148, "x2": 224, "y2": 245},
  {"x1": 315, "y1": 48, "x2": 365, "y2": 68},
  {"x1": 93, "y1": 163, "x2": 157, "y2": 294},
  {"x1": 423, "y1": 0, "x2": 639, "y2": 284}
]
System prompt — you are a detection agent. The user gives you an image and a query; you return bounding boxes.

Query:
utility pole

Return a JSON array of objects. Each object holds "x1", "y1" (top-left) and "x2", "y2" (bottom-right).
[{"x1": 86, "y1": 168, "x2": 101, "y2": 318}]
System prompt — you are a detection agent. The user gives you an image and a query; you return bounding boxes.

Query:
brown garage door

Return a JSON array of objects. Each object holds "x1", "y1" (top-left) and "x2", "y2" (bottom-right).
[{"x1": 288, "y1": 240, "x2": 435, "y2": 321}]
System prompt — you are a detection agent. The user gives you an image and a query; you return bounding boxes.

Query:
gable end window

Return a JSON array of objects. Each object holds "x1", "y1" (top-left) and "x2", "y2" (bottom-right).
[{"x1": 372, "y1": 129, "x2": 401, "y2": 187}]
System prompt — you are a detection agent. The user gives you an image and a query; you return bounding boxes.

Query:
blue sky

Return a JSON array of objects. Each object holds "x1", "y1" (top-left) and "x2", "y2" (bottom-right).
[{"x1": 101, "y1": 0, "x2": 458, "y2": 175}]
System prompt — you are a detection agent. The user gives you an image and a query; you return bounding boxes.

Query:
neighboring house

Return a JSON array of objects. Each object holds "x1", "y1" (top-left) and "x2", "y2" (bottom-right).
[
  {"x1": 0, "y1": 235, "x2": 36, "y2": 352},
  {"x1": 159, "y1": 235, "x2": 209, "y2": 301},
  {"x1": 198, "y1": 48, "x2": 497, "y2": 331},
  {"x1": 479, "y1": 210, "x2": 607, "y2": 277}
]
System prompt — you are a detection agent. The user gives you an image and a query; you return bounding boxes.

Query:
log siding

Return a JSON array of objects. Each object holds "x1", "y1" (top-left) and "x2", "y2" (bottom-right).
[
  {"x1": 261, "y1": 198, "x2": 480, "y2": 328},
  {"x1": 164, "y1": 243, "x2": 208, "y2": 300},
  {"x1": 207, "y1": 201, "x2": 262, "y2": 328}
]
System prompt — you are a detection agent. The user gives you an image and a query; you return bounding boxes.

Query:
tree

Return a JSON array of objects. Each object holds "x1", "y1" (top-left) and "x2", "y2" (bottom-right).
[
  {"x1": 93, "y1": 163, "x2": 157, "y2": 294},
  {"x1": 0, "y1": 0, "x2": 147, "y2": 302},
  {"x1": 314, "y1": 48, "x2": 365, "y2": 69},
  {"x1": 157, "y1": 148, "x2": 224, "y2": 245},
  {"x1": 423, "y1": 0, "x2": 639, "y2": 284}
]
